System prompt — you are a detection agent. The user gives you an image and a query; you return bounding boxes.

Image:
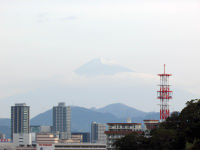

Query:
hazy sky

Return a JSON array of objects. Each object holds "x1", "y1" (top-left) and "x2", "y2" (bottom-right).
[{"x1": 0, "y1": 0, "x2": 200, "y2": 118}]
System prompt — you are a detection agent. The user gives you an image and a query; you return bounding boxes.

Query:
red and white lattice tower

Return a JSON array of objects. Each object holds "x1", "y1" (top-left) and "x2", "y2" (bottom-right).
[{"x1": 157, "y1": 64, "x2": 172, "y2": 122}]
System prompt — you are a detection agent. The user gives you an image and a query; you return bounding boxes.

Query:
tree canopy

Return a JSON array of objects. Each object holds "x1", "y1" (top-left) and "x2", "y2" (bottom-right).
[{"x1": 113, "y1": 99, "x2": 200, "y2": 150}]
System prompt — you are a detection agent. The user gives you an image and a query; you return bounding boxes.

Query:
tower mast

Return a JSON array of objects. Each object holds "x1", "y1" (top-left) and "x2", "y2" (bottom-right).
[{"x1": 157, "y1": 64, "x2": 172, "y2": 122}]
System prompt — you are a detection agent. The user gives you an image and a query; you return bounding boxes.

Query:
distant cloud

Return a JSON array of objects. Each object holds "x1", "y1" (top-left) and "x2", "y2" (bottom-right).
[
  {"x1": 36, "y1": 13, "x2": 78, "y2": 23},
  {"x1": 60, "y1": 16, "x2": 78, "y2": 21},
  {"x1": 36, "y1": 12, "x2": 49, "y2": 23},
  {"x1": 100, "y1": 57, "x2": 118, "y2": 65}
]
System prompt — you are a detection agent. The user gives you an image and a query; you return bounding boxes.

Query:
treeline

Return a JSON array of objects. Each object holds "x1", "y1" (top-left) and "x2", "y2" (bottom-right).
[{"x1": 114, "y1": 99, "x2": 200, "y2": 150}]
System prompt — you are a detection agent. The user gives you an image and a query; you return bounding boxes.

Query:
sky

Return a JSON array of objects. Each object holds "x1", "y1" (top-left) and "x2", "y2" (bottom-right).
[{"x1": 0, "y1": 0, "x2": 200, "y2": 118}]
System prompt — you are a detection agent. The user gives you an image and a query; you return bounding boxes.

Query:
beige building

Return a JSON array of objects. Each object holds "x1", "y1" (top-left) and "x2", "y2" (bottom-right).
[
  {"x1": 71, "y1": 134, "x2": 83, "y2": 143},
  {"x1": 36, "y1": 133, "x2": 59, "y2": 144},
  {"x1": 143, "y1": 120, "x2": 159, "y2": 131}
]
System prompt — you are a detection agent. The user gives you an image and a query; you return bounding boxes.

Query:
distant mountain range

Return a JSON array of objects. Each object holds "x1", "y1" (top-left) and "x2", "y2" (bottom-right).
[
  {"x1": 97, "y1": 103, "x2": 147, "y2": 118},
  {"x1": 0, "y1": 103, "x2": 159, "y2": 138}
]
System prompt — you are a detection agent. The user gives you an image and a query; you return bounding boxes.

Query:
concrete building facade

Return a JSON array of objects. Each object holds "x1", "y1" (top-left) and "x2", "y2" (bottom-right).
[
  {"x1": 11, "y1": 103, "x2": 31, "y2": 146},
  {"x1": 13, "y1": 133, "x2": 32, "y2": 147},
  {"x1": 0, "y1": 143, "x2": 15, "y2": 150},
  {"x1": 105, "y1": 123, "x2": 142, "y2": 150},
  {"x1": 72, "y1": 132, "x2": 90, "y2": 143},
  {"x1": 53, "y1": 102, "x2": 71, "y2": 139},
  {"x1": 31, "y1": 125, "x2": 52, "y2": 143},
  {"x1": 36, "y1": 133, "x2": 59, "y2": 144},
  {"x1": 11, "y1": 103, "x2": 30, "y2": 138},
  {"x1": 36, "y1": 143, "x2": 106, "y2": 150},
  {"x1": 143, "y1": 120, "x2": 159, "y2": 131},
  {"x1": 91, "y1": 122, "x2": 106, "y2": 144}
]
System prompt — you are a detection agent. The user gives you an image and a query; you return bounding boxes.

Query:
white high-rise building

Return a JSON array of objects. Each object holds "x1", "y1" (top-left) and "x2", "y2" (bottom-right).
[
  {"x1": 91, "y1": 122, "x2": 106, "y2": 144},
  {"x1": 53, "y1": 102, "x2": 71, "y2": 139}
]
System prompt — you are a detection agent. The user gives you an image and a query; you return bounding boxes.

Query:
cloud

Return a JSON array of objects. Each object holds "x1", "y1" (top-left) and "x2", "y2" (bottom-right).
[
  {"x1": 60, "y1": 16, "x2": 78, "y2": 21},
  {"x1": 36, "y1": 12, "x2": 49, "y2": 23},
  {"x1": 100, "y1": 57, "x2": 118, "y2": 65},
  {"x1": 36, "y1": 12, "x2": 78, "y2": 23},
  {"x1": 74, "y1": 58, "x2": 133, "y2": 77}
]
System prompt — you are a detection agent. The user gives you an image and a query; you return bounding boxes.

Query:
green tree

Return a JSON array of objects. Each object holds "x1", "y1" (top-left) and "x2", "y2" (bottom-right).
[
  {"x1": 150, "y1": 128, "x2": 185, "y2": 150},
  {"x1": 112, "y1": 99, "x2": 200, "y2": 150},
  {"x1": 160, "y1": 111, "x2": 180, "y2": 130},
  {"x1": 113, "y1": 133, "x2": 152, "y2": 150},
  {"x1": 179, "y1": 99, "x2": 200, "y2": 143}
]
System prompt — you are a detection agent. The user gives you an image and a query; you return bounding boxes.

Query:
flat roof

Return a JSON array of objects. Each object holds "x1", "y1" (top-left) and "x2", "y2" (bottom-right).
[
  {"x1": 107, "y1": 123, "x2": 141, "y2": 125},
  {"x1": 143, "y1": 120, "x2": 159, "y2": 121},
  {"x1": 105, "y1": 131, "x2": 142, "y2": 135}
]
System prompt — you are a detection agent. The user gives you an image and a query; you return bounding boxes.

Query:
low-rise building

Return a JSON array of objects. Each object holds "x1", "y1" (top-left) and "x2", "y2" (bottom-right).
[
  {"x1": 36, "y1": 143, "x2": 106, "y2": 150},
  {"x1": 0, "y1": 143, "x2": 15, "y2": 150},
  {"x1": 37, "y1": 143, "x2": 54, "y2": 150},
  {"x1": 71, "y1": 134, "x2": 83, "y2": 143},
  {"x1": 143, "y1": 120, "x2": 159, "y2": 131},
  {"x1": 31, "y1": 125, "x2": 52, "y2": 144},
  {"x1": 105, "y1": 123, "x2": 142, "y2": 150},
  {"x1": 59, "y1": 134, "x2": 83, "y2": 143},
  {"x1": 16, "y1": 146, "x2": 36, "y2": 150},
  {"x1": 36, "y1": 133, "x2": 59, "y2": 144},
  {"x1": 143, "y1": 120, "x2": 159, "y2": 137},
  {"x1": 71, "y1": 132, "x2": 90, "y2": 143},
  {"x1": 13, "y1": 133, "x2": 32, "y2": 146},
  {"x1": 54, "y1": 143, "x2": 106, "y2": 150}
]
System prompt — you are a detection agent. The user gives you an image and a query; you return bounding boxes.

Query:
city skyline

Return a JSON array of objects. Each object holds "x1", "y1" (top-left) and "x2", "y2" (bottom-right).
[{"x1": 0, "y1": 0, "x2": 200, "y2": 118}]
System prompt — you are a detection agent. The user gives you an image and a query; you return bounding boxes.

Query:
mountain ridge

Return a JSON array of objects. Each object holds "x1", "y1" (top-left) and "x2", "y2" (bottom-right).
[
  {"x1": 0, "y1": 103, "x2": 159, "y2": 138},
  {"x1": 96, "y1": 103, "x2": 147, "y2": 118}
]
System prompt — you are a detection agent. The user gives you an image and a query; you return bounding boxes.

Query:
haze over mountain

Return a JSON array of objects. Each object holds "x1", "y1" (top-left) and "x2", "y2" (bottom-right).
[
  {"x1": 30, "y1": 106, "x2": 122, "y2": 132},
  {"x1": 0, "y1": 103, "x2": 159, "y2": 138},
  {"x1": 0, "y1": 119, "x2": 10, "y2": 139},
  {"x1": 75, "y1": 58, "x2": 133, "y2": 76},
  {"x1": 0, "y1": 0, "x2": 200, "y2": 126},
  {"x1": 96, "y1": 103, "x2": 159, "y2": 123},
  {"x1": 96, "y1": 103, "x2": 147, "y2": 118}
]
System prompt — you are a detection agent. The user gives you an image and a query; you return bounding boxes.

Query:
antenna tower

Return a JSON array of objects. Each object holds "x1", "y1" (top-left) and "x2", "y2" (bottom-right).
[{"x1": 157, "y1": 64, "x2": 172, "y2": 122}]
